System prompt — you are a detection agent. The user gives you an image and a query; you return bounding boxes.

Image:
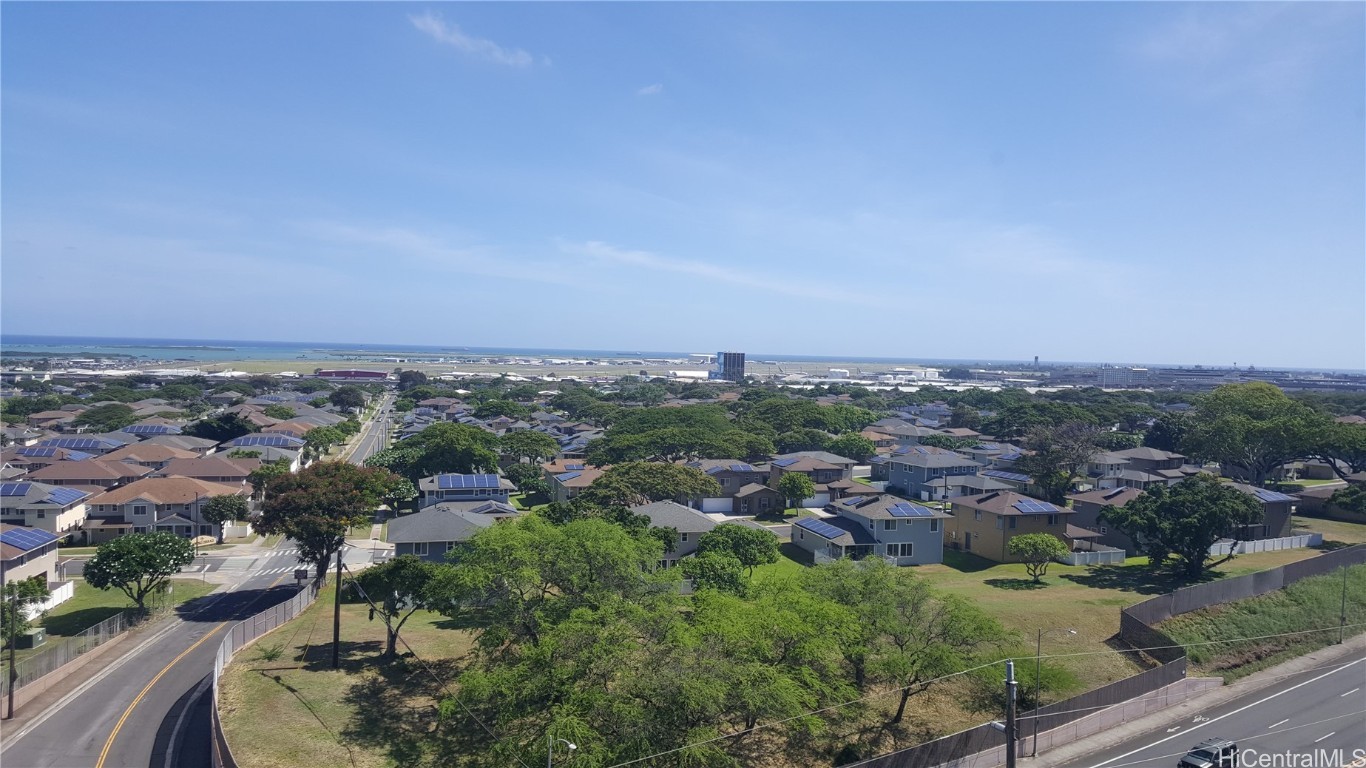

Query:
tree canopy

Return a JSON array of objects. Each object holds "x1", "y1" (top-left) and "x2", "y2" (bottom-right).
[
  {"x1": 777, "y1": 472, "x2": 816, "y2": 508},
  {"x1": 84, "y1": 532, "x2": 196, "y2": 612},
  {"x1": 696, "y1": 524, "x2": 780, "y2": 576},
  {"x1": 352, "y1": 554, "x2": 438, "y2": 659},
  {"x1": 1181, "y1": 383, "x2": 1318, "y2": 485},
  {"x1": 1101, "y1": 474, "x2": 1263, "y2": 578},
  {"x1": 73, "y1": 403, "x2": 139, "y2": 432},
  {"x1": 255, "y1": 462, "x2": 400, "y2": 578},
  {"x1": 1008, "y1": 533, "x2": 1069, "y2": 583},
  {"x1": 364, "y1": 422, "x2": 499, "y2": 482},
  {"x1": 578, "y1": 462, "x2": 721, "y2": 508}
]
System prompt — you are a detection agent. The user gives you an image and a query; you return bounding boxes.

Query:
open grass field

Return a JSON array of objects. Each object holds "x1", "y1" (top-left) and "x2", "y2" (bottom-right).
[
  {"x1": 1161, "y1": 564, "x2": 1366, "y2": 681},
  {"x1": 1293, "y1": 515, "x2": 1366, "y2": 546},
  {"x1": 218, "y1": 583, "x2": 476, "y2": 768},
  {"x1": 39, "y1": 578, "x2": 217, "y2": 637}
]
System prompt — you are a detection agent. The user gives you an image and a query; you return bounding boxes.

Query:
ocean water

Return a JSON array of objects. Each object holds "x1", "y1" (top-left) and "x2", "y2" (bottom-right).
[{"x1": 2, "y1": 334, "x2": 1039, "y2": 367}]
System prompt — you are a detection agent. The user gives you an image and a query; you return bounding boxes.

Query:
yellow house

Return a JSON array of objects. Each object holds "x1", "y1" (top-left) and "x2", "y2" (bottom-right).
[{"x1": 945, "y1": 491, "x2": 1074, "y2": 563}]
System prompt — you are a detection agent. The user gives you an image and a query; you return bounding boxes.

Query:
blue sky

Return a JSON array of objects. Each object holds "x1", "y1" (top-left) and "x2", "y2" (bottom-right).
[{"x1": 3, "y1": 2, "x2": 1362, "y2": 369}]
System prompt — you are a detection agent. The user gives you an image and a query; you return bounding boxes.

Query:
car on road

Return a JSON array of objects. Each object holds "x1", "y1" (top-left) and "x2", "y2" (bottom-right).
[{"x1": 1178, "y1": 738, "x2": 1238, "y2": 768}]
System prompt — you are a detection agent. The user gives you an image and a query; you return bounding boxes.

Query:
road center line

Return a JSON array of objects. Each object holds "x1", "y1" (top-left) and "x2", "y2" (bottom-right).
[
  {"x1": 1268, "y1": 718, "x2": 1288, "y2": 729},
  {"x1": 1313, "y1": 732, "x2": 1336, "y2": 743},
  {"x1": 1085, "y1": 657, "x2": 1366, "y2": 768},
  {"x1": 1339, "y1": 687, "x2": 1360, "y2": 697}
]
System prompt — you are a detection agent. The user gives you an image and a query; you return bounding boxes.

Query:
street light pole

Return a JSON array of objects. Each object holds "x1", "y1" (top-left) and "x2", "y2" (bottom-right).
[
  {"x1": 332, "y1": 546, "x2": 343, "y2": 669},
  {"x1": 1004, "y1": 660, "x2": 1017, "y2": 768},
  {"x1": 547, "y1": 733, "x2": 576, "y2": 767}
]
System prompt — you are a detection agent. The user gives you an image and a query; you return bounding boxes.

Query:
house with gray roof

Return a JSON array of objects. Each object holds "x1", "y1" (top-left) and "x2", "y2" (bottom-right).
[
  {"x1": 0, "y1": 481, "x2": 90, "y2": 537},
  {"x1": 630, "y1": 500, "x2": 717, "y2": 567},
  {"x1": 792, "y1": 495, "x2": 947, "y2": 565},
  {"x1": 684, "y1": 459, "x2": 769, "y2": 513},
  {"x1": 882, "y1": 446, "x2": 981, "y2": 501},
  {"x1": 417, "y1": 473, "x2": 516, "y2": 508},
  {"x1": 387, "y1": 501, "x2": 520, "y2": 562}
]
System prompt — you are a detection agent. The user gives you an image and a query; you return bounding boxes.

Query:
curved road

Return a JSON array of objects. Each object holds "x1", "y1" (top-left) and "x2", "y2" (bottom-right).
[{"x1": 0, "y1": 396, "x2": 393, "y2": 768}]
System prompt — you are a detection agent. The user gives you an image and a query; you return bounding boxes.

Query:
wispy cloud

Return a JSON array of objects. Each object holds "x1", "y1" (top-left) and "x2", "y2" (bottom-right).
[
  {"x1": 565, "y1": 240, "x2": 828, "y2": 300},
  {"x1": 636, "y1": 83, "x2": 664, "y2": 96},
  {"x1": 408, "y1": 11, "x2": 538, "y2": 68}
]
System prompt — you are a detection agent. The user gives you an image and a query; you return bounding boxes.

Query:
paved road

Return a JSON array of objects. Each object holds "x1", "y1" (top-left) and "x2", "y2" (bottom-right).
[
  {"x1": 1059, "y1": 648, "x2": 1366, "y2": 768},
  {"x1": 345, "y1": 395, "x2": 392, "y2": 465},
  {"x1": 5, "y1": 404, "x2": 393, "y2": 768}
]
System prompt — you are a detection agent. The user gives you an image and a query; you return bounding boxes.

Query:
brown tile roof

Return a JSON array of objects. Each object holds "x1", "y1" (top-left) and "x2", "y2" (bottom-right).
[
  {"x1": 263, "y1": 420, "x2": 317, "y2": 436},
  {"x1": 101, "y1": 444, "x2": 199, "y2": 463},
  {"x1": 155, "y1": 456, "x2": 261, "y2": 480},
  {"x1": 951, "y1": 491, "x2": 1073, "y2": 517},
  {"x1": 88, "y1": 477, "x2": 248, "y2": 506},
  {"x1": 26, "y1": 460, "x2": 152, "y2": 482},
  {"x1": 1068, "y1": 487, "x2": 1144, "y2": 506}
]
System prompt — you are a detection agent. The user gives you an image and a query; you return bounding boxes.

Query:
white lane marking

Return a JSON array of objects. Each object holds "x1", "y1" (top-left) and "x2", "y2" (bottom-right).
[
  {"x1": 1314, "y1": 732, "x2": 1336, "y2": 743},
  {"x1": 1340, "y1": 687, "x2": 1360, "y2": 698},
  {"x1": 1269, "y1": 718, "x2": 1289, "y2": 729},
  {"x1": 1085, "y1": 657, "x2": 1366, "y2": 768}
]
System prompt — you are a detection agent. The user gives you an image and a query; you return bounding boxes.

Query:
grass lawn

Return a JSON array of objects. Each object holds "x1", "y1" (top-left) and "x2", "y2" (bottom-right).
[
  {"x1": 1161, "y1": 564, "x2": 1366, "y2": 680},
  {"x1": 56, "y1": 546, "x2": 99, "y2": 556},
  {"x1": 750, "y1": 543, "x2": 809, "y2": 584},
  {"x1": 1293, "y1": 515, "x2": 1366, "y2": 546},
  {"x1": 752, "y1": 507, "x2": 802, "y2": 523},
  {"x1": 218, "y1": 583, "x2": 476, "y2": 768},
  {"x1": 263, "y1": 533, "x2": 285, "y2": 548},
  {"x1": 510, "y1": 492, "x2": 550, "y2": 512},
  {"x1": 39, "y1": 578, "x2": 219, "y2": 637}
]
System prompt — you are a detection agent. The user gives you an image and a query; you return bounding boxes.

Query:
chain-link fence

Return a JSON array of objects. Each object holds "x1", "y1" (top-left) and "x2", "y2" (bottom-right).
[
  {"x1": 0, "y1": 608, "x2": 142, "y2": 698},
  {"x1": 210, "y1": 580, "x2": 321, "y2": 768}
]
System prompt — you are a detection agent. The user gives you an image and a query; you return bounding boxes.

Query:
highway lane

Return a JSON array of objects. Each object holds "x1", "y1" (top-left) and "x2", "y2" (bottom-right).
[
  {"x1": 345, "y1": 394, "x2": 392, "y2": 465},
  {"x1": 1060, "y1": 647, "x2": 1366, "y2": 768}
]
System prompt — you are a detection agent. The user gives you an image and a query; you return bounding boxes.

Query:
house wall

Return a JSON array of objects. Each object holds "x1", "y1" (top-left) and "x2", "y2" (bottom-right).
[
  {"x1": 1070, "y1": 500, "x2": 1140, "y2": 554},
  {"x1": 420, "y1": 488, "x2": 512, "y2": 508},
  {"x1": 845, "y1": 512, "x2": 944, "y2": 565},
  {"x1": 0, "y1": 546, "x2": 57, "y2": 586},
  {"x1": 790, "y1": 526, "x2": 838, "y2": 563},
  {"x1": 664, "y1": 531, "x2": 704, "y2": 565},
  {"x1": 731, "y1": 489, "x2": 783, "y2": 515},
  {"x1": 886, "y1": 461, "x2": 979, "y2": 500},
  {"x1": 945, "y1": 508, "x2": 1070, "y2": 563},
  {"x1": 394, "y1": 541, "x2": 454, "y2": 563},
  {"x1": 710, "y1": 471, "x2": 768, "y2": 498},
  {"x1": 0, "y1": 503, "x2": 87, "y2": 536}
]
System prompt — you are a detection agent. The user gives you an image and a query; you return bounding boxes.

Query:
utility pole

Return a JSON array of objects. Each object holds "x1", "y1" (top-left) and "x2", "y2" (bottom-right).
[
  {"x1": 1004, "y1": 660, "x2": 1018, "y2": 768},
  {"x1": 332, "y1": 546, "x2": 343, "y2": 669},
  {"x1": 4, "y1": 555, "x2": 15, "y2": 721}
]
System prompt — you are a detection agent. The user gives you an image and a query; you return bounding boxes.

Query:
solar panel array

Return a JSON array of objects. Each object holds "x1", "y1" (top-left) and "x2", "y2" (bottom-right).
[
  {"x1": 1253, "y1": 489, "x2": 1296, "y2": 504},
  {"x1": 66, "y1": 451, "x2": 96, "y2": 461},
  {"x1": 556, "y1": 471, "x2": 582, "y2": 482},
  {"x1": 437, "y1": 474, "x2": 502, "y2": 489},
  {"x1": 730, "y1": 463, "x2": 756, "y2": 472},
  {"x1": 983, "y1": 469, "x2": 1031, "y2": 484},
  {"x1": 17, "y1": 447, "x2": 58, "y2": 458},
  {"x1": 1012, "y1": 498, "x2": 1060, "y2": 514},
  {"x1": 794, "y1": 516, "x2": 845, "y2": 539},
  {"x1": 0, "y1": 526, "x2": 58, "y2": 551},
  {"x1": 231, "y1": 435, "x2": 305, "y2": 447},
  {"x1": 888, "y1": 502, "x2": 936, "y2": 518},
  {"x1": 772, "y1": 458, "x2": 799, "y2": 468},
  {"x1": 40, "y1": 438, "x2": 111, "y2": 450},
  {"x1": 0, "y1": 483, "x2": 33, "y2": 497},
  {"x1": 45, "y1": 487, "x2": 89, "y2": 506},
  {"x1": 122, "y1": 424, "x2": 181, "y2": 435},
  {"x1": 565, "y1": 463, "x2": 585, "y2": 471}
]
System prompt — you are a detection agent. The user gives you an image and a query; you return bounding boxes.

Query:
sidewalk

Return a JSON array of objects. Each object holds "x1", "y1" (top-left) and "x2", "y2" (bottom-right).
[{"x1": 1030, "y1": 632, "x2": 1366, "y2": 766}]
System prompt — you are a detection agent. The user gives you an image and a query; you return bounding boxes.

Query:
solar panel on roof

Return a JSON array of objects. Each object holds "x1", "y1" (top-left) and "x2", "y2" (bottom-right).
[
  {"x1": 730, "y1": 463, "x2": 755, "y2": 472},
  {"x1": 44, "y1": 487, "x2": 88, "y2": 506},
  {"x1": 17, "y1": 447, "x2": 58, "y2": 458},
  {"x1": 1253, "y1": 489, "x2": 1296, "y2": 504},
  {"x1": 794, "y1": 516, "x2": 845, "y2": 539},
  {"x1": 556, "y1": 471, "x2": 582, "y2": 481},
  {"x1": 0, "y1": 527, "x2": 58, "y2": 551},
  {"x1": 40, "y1": 438, "x2": 109, "y2": 450},
  {"x1": 437, "y1": 474, "x2": 501, "y2": 489},
  {"x1": 566, "y1": 463, "x2": 584, "y2": 471},
  {"x1": 1012, "y1": 498, "x2": 1059, "y2": 514},
  {"x1": 231, "y1": 435, "x2": 304, "y2": 447},
  {"x1": 66, "y1": 451, "x2": 95, "y2": 461},
  {"x1": 983, "y1": 469, "x2": 1031, "y2": 484},
  {"x1": 122, "y1": 424, "x2": 181, "y2": 435},
  {"x1": 0, "y1": 483, "x2": 33, "y2": 497},
  {"x1": 888, "y1": 502, "x2": 935, "y2": 518},
  {"x1": 773, "y1": 458, "x2": 798, "y2": 467}
]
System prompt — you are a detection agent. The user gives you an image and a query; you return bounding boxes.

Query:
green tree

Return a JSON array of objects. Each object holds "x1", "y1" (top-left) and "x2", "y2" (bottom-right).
[
  {"x1": 397, "y1": 369, "x2": 428, "y2": 391},
  {"x1": 681, "y1": 551, "x2": 747, "y2": 594},
  {"x1": 498, "y1": 430, "x2": 559, "y2": 464},
  {"x1": 73, "y1": 403, "x2": 139, "y2": 432},
  {"x1": 262, "y1": 404, "x2": 296, "y2": 420},
  {"x1": 202, "y1": 494, "x2": 249, "y2": 543},
  {"x1": 1182, "y1": 383, "x2": 1318, "y2": 485},
  {"x1": 84, "y1": 532, "x2": 196, "y2": 613},
  {"x1": 1094, "y1": 431, "x2": 1143, "y2": 451},
  {"x1": 352, "y1": 555, "x2": 437, "y2": 659},
  {"x1": 329, "y1": 385, "x2": 366, "y2": 412},
  {"x1": 578, "y1": 462, "x2": 721, "y2": 508},
  {"x1": 1306, "y1": 423, "x2": 1366, "y2": 481},
  {"x1": 949, "y1": 404, "x2": 982, "y2": 429},
  {"x1": 183, "y1": 413, "x2": 255, "y2": 443},
  {"x1": 799, "y1": 558, "x2": 1006, "y2": 723},
  {"x1": 393, "y1": 398, "x2": 415, "y2": 412},
  {"x1": 775, "y1": 427, "x2": 831, "y2": 453},
  {"x1": 1101, "y1": 474, "x2": 1263, "y2": 578},
  {"x1": 303, "y1": 425, "x2": 344, "y2": 458},
  {"x1": 827, "y1": 433, "x2": 876, "y2": 462},
  {"x1": 255, "y1": 462, "x2": 399, "y2": 579},
  {"x1": 2, "y1": 576, "x2": 51, "y2": 649},
  {"x1": 1143, "y1": 411, "x2": 1189, "y2": 452},
  {"x1": 918, "y1": 434, "x2": 977, "y2": 450},
  {"x1": 472, "y1": 400, "x2": 532, "y2": 420},
  {"x1": 777, "y1": 472, "x2": 816, "y2": 510},
  {"x1": 502, "y1": 462, "x2": 544, "y2": 488},
  {"x1": 364, "y1": 422, "x2": 499, "y2": 481},
  {"x1": 1014, "y1": 422, "x2": 1100, "y2": 505},
  {"x1": 247, "y1": 459, "x2": 292, "y2": 501},
  {"x1": 696, "y1": 523, "x2": 779, "y2": 576},
  {"x1": 1008, "y1": 533, "x2": 1069, "y2": 583}
]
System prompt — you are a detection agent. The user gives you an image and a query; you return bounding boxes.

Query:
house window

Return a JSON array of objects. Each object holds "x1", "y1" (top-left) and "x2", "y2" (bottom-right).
[
  {"x1": 36, "y1": 510, "x2": 45, "y2": 519},
  {"x1": 996, "y1": 517, "x2": 1004, "y2": 530},
  {"x1": 883, "y1": 519, "x2": 896, "y2": 531},
  {"x1": 720, "y1": 477, "x2": 730, "y2": 487},
  {"x1": 413, "y1": 542, "x2": 429, "y2": 556},
  {"x1": 680, "y1": 533, "x2": 689, "y2": 543},
  {"x1": 888, "y1": 542, "x2": 913, "y2": 558},
  {"x1": 133, "y1": 505, "x2": 148, "y2": 516},
  {"x1": 445, "y1": 542, "x2": 456, "y2": 552},
  {"x1": 1009, "y1": 517, "x2": 1017, "y2": 529},
  {"x1": 1099, "y1": 526, "x2": 1108, "y2": 534},
  {"x1": 974, "y1": 510, "x2": 982, "y2": 522},
  {"x1": 930, "y1": 519, "x2": 940, "y2": 533},
  {"x1": 798, "y1": 530, "x2": 804, "y2": 540},
  {"x1": 1047, "y1": 514, "x2": 1059, "y2": 526},
  {"x1": 759, "y1": 497, "x2": 771, "y2": 510}
]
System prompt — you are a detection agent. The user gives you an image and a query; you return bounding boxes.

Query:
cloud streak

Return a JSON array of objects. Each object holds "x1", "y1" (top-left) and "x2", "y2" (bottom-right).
[
  {"x1": 567, "y1": 240, "x2": 828, "y2": 300},
  {"x1": 636, "y1": 83, "x2": 664, "y2": 96},
  {"x1": 408, "y1": 11, "x2": 537, "y2": 68}
]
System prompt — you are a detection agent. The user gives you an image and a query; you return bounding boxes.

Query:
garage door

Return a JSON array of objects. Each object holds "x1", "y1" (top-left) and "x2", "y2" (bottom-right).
[{"x1": 700, "y1": 497, "x2": 732, "y2": 513}]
